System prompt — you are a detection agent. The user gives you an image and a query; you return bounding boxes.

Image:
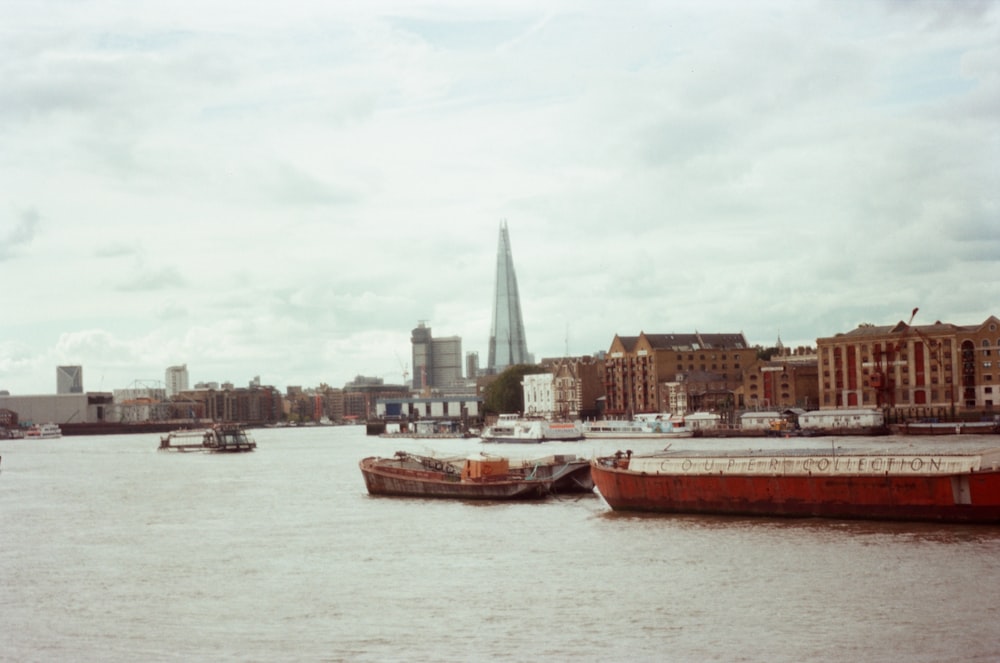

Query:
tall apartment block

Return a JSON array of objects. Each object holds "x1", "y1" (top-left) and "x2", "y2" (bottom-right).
[
  {"x1": 56, "y1": 365, "x2": 83, "y2": 394},
  {"x1": 411, "y1": 322, "x2": 463, "y2": 390},
  {"x1": 165, "y1": 364, "x2": 189, "y2": 397},
  {"x1": 487, "y1": 221, "x2": 530, "y2": 372}
]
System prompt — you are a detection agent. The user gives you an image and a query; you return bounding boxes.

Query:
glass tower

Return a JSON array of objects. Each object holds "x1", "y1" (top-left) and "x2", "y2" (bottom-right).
[{"x1": 487, "y1": 221, "x2": 530, "y2": 372}]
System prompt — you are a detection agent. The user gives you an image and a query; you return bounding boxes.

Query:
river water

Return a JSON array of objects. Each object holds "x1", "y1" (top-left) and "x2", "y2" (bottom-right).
[{"x1": 2, "y1": 427, "x2": 999, "y2": 662}]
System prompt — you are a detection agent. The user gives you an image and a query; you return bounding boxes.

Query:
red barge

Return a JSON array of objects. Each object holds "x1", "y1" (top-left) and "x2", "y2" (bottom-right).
[{"x1": 591, "y1": 448, "x2": 1000, "y2": 523}]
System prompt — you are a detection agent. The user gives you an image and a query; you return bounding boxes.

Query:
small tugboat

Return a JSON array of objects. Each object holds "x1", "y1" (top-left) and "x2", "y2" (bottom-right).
[
  {"x1": 158, "y1": 424, "x2": 256, "y2": 453},
  {"x1": 360, "y1": 451, "x2": 594, "y2": 500}
]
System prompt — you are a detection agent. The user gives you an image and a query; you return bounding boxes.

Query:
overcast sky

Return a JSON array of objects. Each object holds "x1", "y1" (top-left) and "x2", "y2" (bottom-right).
[{"x1": 2, "y1": 1, "x2": 998, "y2": 395}]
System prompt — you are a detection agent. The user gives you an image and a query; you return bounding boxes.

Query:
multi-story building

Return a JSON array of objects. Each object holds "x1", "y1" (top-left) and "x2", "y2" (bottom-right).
[
  {"x1": 175, "y1": 383, "x2": 281, "y2": 425},
  {"x1": 816, "y1": 315, "x2": 1000, "y2": 419},
  {"x1": 465, "y1": 352, "x2": 480, "y2": 380},
  {"x1": 165, "y1": 364, "x2": 189, "y2": 397},
  {"x1": 662, "y1": 370, "x2": 735, "y2": 417},
  {"x1": 410, "y1": 322, "x2": 463, "y2": 390},
  {"x1": 57, "y1": 365, "x2": 83, "y2": 394},
  {"x1": 743, "y1": 346, "x2": 819, "y2": 410},
  {"x1": 540, "y1": 355, "x2": 606, "y2": 419},
  {"x1": 604, "y1": 332, "x2": 754, "y2": 416},
  {"x1": 112, "y1": 385, "x2": 170, "y2": 422},
  {"x1": 344, "y1": 376, "x2": 409, "y2": 421},
  {"x1": 523, "y1": 373, "x2": 555, "y2": 418}
]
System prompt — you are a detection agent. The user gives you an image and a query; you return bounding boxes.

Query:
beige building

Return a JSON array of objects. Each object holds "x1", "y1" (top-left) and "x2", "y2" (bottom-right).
[
  {"x1": 816, "y1": 315, "x2": 1000, "y2": 419},
  {"x1": 605, "y1": 332, "x2": 754, "y2": 416}
]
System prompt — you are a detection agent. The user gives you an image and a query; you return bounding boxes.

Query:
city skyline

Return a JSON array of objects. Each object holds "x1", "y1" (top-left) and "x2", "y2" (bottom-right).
[{"x1": 2, "y1": 2, "x2": 997, "y2": 395}]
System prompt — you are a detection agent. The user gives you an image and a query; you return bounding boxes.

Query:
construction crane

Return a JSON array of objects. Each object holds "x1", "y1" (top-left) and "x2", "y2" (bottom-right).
[
  {"x1": 394, "y1": 352, "x2": 410, "y2": 386},
  {"x1": 869, "y1": 307, "x2": 953, "y2": 414},
  {"x1": 869, "y1": 308, "x2": 918, "y2": 407}
]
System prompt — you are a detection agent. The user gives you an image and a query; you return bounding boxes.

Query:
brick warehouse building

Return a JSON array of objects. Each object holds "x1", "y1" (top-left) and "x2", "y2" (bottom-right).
[
  {"x1": 816, "y1": 315, "x2": 1000, "y2": 420},
  {"x1": 604, "y1": 332, "x2": 755, "y2": 416}
]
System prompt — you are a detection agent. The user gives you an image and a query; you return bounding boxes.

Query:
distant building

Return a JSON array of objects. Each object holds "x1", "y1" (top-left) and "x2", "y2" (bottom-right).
[
  {"x1": 605, "y1": 332, "x2": 755, "y2": 416},
  {"x1": 540, "y1": 355, "x2": 606, "y2": 419},
  {"x1": 57, "y1": 366, "x2": 83, "y2": 394},
  {"x1": 410, "y1": 322, "x2": 463, "y2": 390},
  {"x1": 112, "y1": 386, "x2": 169, "y2": 423},
  {"x1": 662, "y1": 370, "x2": 734, "y2": 416},
  {"x1": 466, "y1": 351, "x2": 480, "y2": 380},
  {"x1": 165, "y1": 365, "x2": 189, "y2": 397},
  {"x1": 523, "y1": 373, "x2": 555, "y2": 418},
  {"x1": 344, "y1": 376, "x2": 409, "y2": 421},
  {"x1": 376, "y1": 396, "x2": 482, "y2": 421},
  {"x1": 487, "y1": 221, "x2": 531, "y2": 372},
  {"x1": 816, "y1": 314, "x2": 1000, "y2": 418},
  {"x1": 0, "y1": 393, "x2": 111, "y2": 426},
  {"x1": 742, "y1": 347, "x2": 819, "y2": 411},
  {"x1": 175, "y1": 383, "x2": 281, "y2": 425}
]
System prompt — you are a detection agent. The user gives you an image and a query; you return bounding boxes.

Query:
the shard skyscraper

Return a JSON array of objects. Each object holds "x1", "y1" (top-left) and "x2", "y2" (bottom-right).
[{"x1": 487, "y1": 221, "x2": 530, "y2": 372}]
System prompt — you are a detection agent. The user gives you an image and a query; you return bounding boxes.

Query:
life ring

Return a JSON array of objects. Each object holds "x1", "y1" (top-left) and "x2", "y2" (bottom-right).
[
  {"x1": 445, "y1": 464, "x2": 455, "y2": 474},
  {"x1": 482, "y1": 464, "x2": 493, "y2": 475}
]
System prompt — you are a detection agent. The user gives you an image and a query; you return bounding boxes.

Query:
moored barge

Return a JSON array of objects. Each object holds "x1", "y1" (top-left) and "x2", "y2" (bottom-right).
[
  {"x1": 591, "y1": 447, "x2": 1000, "y2": 523},
  {"x1": 360, "y1": 451, "x2": 593, "y2": 500}
]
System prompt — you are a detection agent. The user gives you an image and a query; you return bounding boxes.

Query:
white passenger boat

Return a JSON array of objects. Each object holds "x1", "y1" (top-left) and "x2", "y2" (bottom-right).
[
  {"x1": 25, "y1": 423, "x2": 62, "y2": 439},
  {"x1": 582, "y1": 415, "x2": 692, "y2": 440},
  {"x1": 481, "y1": 414, "x2": 584, "y2": 443}
]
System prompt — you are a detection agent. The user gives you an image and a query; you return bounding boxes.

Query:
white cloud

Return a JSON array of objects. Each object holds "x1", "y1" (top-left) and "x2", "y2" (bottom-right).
[{"x1": 1, "y1": 0, "x2": 998, "y2": 394}]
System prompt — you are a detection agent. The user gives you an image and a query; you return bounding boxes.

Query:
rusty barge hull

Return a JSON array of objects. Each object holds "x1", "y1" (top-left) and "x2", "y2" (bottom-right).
[
  {"x1": 591, "y1": 449, "x2": 1000, "y2": 523},
  {"x1": 359, "y1": 455, "x2": 593, "y2": 500}
]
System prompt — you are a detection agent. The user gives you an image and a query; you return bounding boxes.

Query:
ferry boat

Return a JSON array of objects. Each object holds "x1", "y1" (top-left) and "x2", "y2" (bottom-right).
[
  {"x1": 360, "y1": 451, "x2": 593, "y2": 500},
  {"x1": 481, "y1": 414, "x2": 583, "y2": 443},
  {"x1": 582, "y1": 415, "x2": 692, "y2": 440},
  {"x1": 25, "y1": 423, "x2": 62, "y2": 439},
  {"x1": 158, "y1": 424, "x2": 256, "y2": 453},
  {"x1": 591, "y1": 447, "x2": 1000, "y2": 523}
]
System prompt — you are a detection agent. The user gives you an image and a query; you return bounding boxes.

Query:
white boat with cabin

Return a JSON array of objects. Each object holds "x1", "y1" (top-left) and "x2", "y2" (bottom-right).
[
  {"x1": 481, "y1": 414, "x2": 584, "y2": 443},
  {"x1": 25, "y1": 423, "x2": 62, "y2": 439},
  {"x1": 582, "y1": 414, "x2": 692, "y2": 439}
]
